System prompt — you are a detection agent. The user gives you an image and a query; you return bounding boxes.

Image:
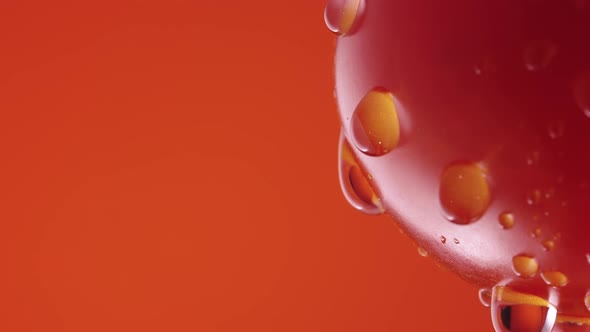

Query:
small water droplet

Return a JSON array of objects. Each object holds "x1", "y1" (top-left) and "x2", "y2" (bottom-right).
[
  {"x1": 338, "y1": 131, "x2": 384, "y2": 215},
  {"x1": 532, "y1": 228, "x2": 542, "y2": 238},
  {"x1": 474, "y1": 56, "x2": 497, "y2": 76},
  {"x1": 439, "y1": 162, "x2": 491, "y2": 225},
  {"x1": 523, "y1": 40, "x2": 557, "y2": 71},
  {"x1": 479, "y1": 288, "x2": 492, "y2": 307},
  {"x1": 499, "y1": 212, "x2": 515, "y2": 229},
  {"x1": 526, "y1": 151, "x2": 541, "y2": 166},
  {"x1": 542, "y1": 240, "x2": 555, "y2": 251},
  {"x1": 527, "y1": 189, "x2": 542, "y2": 205},
  {"x1": 585, "y1": 290, "x2": 590, "y2": 312},
  {"x1": 554, "y1": 233, "x2": 562, "y2": 241},
  {"x1": 586, "y1": 253, "x2": 590, "y2": 265},
  {"x1": 548, "y1": 121, "x2": 565, "y2": 139},
  {"x1": 574, "y1": 72, "x2": 590, "y2": 117},
  {"x1": 541, "y1": 271, "x2": 569, "y2": 287},
  {"x1": 453, "y1": 238, "x2": 460, "y2": 244},
  {"x1": 544, "y1": 188, "x2": 555, "y2": 199},
  {"x1": 512, "y1": 254, "x2": 539, "y2": 278},
  {"x1": 440, "y1": 236, "x2": 447, "y2": 244},
  {"x1": 324, "y1": 0, "x2": 364, "y2": 36},
  {"x1": 350, "y1": 88, "x2": 400, "y2": 156},
  {"x1": 417, "y1": 247, "x2": 428, "y2": 257}
]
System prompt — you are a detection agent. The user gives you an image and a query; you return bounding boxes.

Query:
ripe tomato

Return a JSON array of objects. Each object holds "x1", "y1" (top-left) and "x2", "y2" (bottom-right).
[{"x1": 326, "y1": 0, "x2": 590, "y2": 330}]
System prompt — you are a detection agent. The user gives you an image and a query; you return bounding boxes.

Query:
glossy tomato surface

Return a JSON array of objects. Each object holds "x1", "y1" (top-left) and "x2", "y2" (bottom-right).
[{"x1": 328, "y1": 0, "x2": 590, "y2": 330}]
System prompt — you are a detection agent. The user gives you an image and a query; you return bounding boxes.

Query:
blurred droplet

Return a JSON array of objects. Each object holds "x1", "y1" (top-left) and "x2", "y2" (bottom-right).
[
  {"x1": 527, "y1": 189, "x2": 542, "y2": 205},
  {"x1": 542, "y1": 240, "x2": 555, "y2": 251},
  {"x1": 574, "y1": 72, "x2": 590, "y2": 118},
  {"x1": 440, "y1": 236, "x2": 447, "y2": 244},
  {"x1": 417, "y1": 247, "x2": 428, "y2": 257},
  {"x1": 548, "y1": 121, "x2": 565, "y2": 139},
  {"x1": 524, "y1": 40, "x2": 557, "y2": 71}
]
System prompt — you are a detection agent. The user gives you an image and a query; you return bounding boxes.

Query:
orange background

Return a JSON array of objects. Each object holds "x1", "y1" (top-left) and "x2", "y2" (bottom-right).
[{"x1": 0, "y1": 1, "x2": 490, "y2": 331}]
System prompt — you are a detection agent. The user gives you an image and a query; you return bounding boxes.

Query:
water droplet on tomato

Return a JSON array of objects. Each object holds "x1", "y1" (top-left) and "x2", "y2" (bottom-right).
[
  {"x1": 351, "y1": 88, "x2": 400, "y2": 156},
  {"x1": 493, "y1": 303, "x2": 557, "y2": 332},
  {"x1": 453, "y1": 238, "x2": 460, "y2": 244},
  {"x1": 586, "y1": 253, "x2": 590, "y2": 265},
  {"x1": 338, "y1": 131, "x2": 384, "y2": 215},
  {"x1": 439, "y1": 162, "x2": 491, "y2": 225},
  {"x1": 542, "y1": 240, "x2": 555, "y2": 251},
  {"x1": 491, "y1": 286, "x2": 557, "y2": 332},
  {"x1": 527, "y1": 189, "x2": 542, "y2": 205},
  {"x1": 526, "y1": 151, "x2": 541, "y2": 166},
  {"x1": 523, "y1": 40, "x2": 557, "y2": 71},
  {"x1": 479, "y1": 288, "x2": 492, "y2": 307},
  {"x1": 585, "y1": 291, "x2": 590, "y2": 312},
  {"x1": 440, "y1": 236, "x2": 447, "y2": 244},
  {"x1": 474, "y1": 56, "x2": 497, "y2": 76},
  {"x1": 417, "y1": 247, "x2": 428, "y2": 257},
  {"x1": 541, "y1": 271, "x2": 568, "y2": 287},
  {"x1": 499, "y1": 212, "x2": 516, "y2": 229},
  {"x1": 548, "y1": 121, "x2": 565, "y2": 139},
  {"x1": 512, "y1": 254, "x2": 539, "y2": 278},
  {"x1": 532, "y1": 227, "x2": 542, "y2": 238},
  {"x1": 324, "y1": 0, "x2": 364, "y2": 36}
]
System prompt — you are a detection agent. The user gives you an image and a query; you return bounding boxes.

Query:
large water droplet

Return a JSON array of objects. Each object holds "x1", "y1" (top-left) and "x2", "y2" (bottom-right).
[
  {"x1": 541, "y1": 271, "x2": 568, "y2": 287},
  {"x1": 585, "y1": 291, "x2": 590, "y2": 312},
  {"x1": 338, "y1": 131, "x2": 384, "y2": 215},
  {"x1": 512, "y1": 254, "x2": 539, "y2": 278},
  {"x1": 350, "y1": 88, "x2": 401, "y2": 156},
  {"x1": 499, "y1": 212, "x2": 516, "y2": 229},
  {"x1": 491, "y1": 286, "x2": 557, "y2": 332},
  {"x1": 439, "y1": 162, "x2": 491, "y2": 224},
  {"x1": 523, "y1": 40, "x2": 557, "y2": 71},
  {"x1": 574, "y1": 73, "x2": 590, "y2": 118},
  {"x1": 479, "y1": 288, "x2": 492, "y2": 307},
  {"x1": 324, "y1": 0, "x2": 364, "y2": 36}
]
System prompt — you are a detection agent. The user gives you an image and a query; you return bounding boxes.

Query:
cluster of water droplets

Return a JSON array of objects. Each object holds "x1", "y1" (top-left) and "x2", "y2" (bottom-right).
[{"x1": 324, "y1": 0, "x2": 590, "y2": 329}]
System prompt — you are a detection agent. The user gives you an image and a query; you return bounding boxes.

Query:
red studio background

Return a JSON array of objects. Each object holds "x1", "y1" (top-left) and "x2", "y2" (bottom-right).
[{"x1": 0, "y1": 1, "x2": 489, "y2": 331}]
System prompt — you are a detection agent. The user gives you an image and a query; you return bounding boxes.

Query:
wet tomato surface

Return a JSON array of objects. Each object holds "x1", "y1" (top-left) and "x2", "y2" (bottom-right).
[{"x1": 326, "y1": 0, "x2": 590, "y2": 330}]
